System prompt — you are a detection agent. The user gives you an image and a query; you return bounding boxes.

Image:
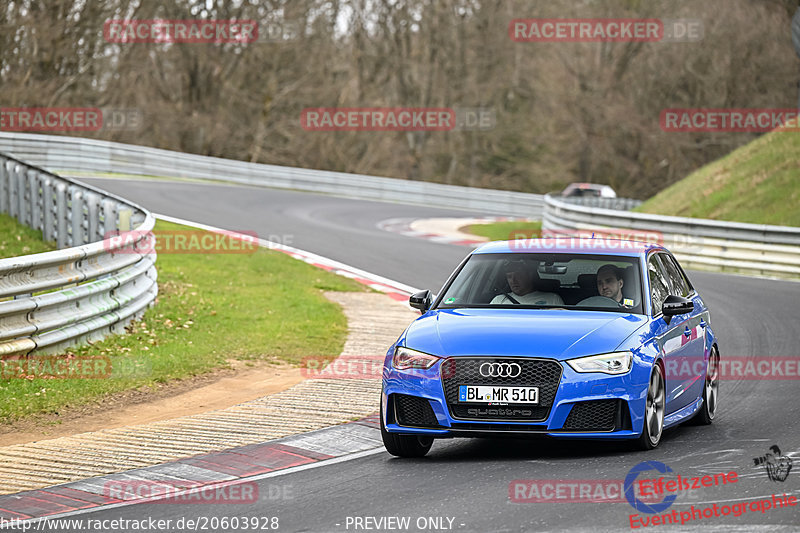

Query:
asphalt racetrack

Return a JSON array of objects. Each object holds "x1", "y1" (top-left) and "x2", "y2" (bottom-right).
[{"x1": 66, "y1": 178, "x2": 799, "y2": 532}]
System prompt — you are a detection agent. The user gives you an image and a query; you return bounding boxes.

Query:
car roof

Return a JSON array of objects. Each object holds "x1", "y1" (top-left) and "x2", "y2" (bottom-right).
[
  {"x1": 472, "y1": 238, "x2": 664, "y2": 257},
  {"x1": 565, "y1": 182, "x2": 610, "y2": 189}
]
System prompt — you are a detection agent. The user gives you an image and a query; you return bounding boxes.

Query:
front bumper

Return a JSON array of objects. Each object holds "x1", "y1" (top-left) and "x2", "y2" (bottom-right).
[{"x1": 382, "y1": 354, "x2": 651, "y2": 440}]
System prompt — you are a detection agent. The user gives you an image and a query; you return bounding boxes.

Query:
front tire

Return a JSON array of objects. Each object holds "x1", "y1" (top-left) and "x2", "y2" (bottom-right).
[
  {"x1": 635, "y1": 363, "x2": 665, "y2": 450},
  {"x1": 380, "y1": 403, "x2": 433, "y2": 458},
  {"x1": 693, "y1": 346, "x2": 720, "y2": 425}
]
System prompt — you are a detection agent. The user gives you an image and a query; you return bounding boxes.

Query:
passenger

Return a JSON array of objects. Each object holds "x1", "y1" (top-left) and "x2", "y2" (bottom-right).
[{"x1": 491, "y1": 259, "x2": 564, "y2": 305}]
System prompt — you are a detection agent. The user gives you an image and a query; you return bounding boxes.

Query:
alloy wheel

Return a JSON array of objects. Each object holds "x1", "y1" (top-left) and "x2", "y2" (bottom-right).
[
  {"x1": 645, "y1": 365, "x2": 665, "y2": 446},
  {"x1": 705, "y1": 348, "x2": 720, "y2": 419}
]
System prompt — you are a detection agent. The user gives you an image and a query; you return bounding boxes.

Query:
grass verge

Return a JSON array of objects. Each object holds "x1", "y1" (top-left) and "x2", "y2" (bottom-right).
[
  {"x1": 0, "y1": 218, "x2": 365, "y2": 422},
  {"x1": 464, "y1": 220, "x2": 542, "y2": 242},
  {"x1": 0, "y1": 213, "x2": 56, "y2": 259},
  {"x1": 635, "y1": 129, "x2": 800, "y2": 226}
]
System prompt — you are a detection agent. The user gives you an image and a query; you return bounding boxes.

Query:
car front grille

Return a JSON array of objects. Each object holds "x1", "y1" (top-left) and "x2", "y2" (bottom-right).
[
  {"x1": 440, "y1": 357, "x2": 562, "y2": 422},
  {"x1": 393, "y1": 394, "x2": 440, "y2": 428},
  {"x1": 562, "y1": 399, "x2": 619, "y2": 431}
]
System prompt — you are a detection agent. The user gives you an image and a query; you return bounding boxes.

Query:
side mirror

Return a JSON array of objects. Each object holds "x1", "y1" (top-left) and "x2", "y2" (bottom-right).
[
  {"x1": 662, "y1": 294, "x2": 693, "y2": 324},
  {"x1": 409, "y1": 290, "x2": 433, "y2": 313}
]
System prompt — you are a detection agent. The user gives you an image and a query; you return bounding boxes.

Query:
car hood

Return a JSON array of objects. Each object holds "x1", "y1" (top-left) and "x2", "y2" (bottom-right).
[{"x1": 403, "y1": 308, "x2": 647, "y2": 360}]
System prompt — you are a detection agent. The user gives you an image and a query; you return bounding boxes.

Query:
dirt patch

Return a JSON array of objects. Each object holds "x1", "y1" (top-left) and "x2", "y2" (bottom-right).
[
  {"x1": 702, "y1": 166, "x2": 731, "y2": 198},
  {"x1": 0, "y1": 360, "x2": 304, "y2": 446}
]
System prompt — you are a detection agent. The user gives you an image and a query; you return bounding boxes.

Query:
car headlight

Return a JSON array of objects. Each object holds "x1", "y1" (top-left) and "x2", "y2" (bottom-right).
[
  {"x1": 566, "y1": 351, "x2": 633, "y2": 375},
  {"x1": 392, "y1": 347, "x2": 440, "y2": 370}
]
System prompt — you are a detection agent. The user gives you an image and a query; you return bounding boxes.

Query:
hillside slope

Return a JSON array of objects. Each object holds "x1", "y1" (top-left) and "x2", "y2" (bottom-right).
[{"x1": 635, "y1": 129, "x2": 800, "y2": 226}]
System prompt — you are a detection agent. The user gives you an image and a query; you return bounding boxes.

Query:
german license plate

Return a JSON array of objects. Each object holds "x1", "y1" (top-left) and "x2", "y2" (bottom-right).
[{"x1": 458, "y1": 385, "x2": 539, "y2": 404}]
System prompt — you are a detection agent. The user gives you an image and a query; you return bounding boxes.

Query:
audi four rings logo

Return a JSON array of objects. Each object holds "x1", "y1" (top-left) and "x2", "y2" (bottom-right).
[{"x1": 479, "y1": 362, "x2": 522, "y2": 378}]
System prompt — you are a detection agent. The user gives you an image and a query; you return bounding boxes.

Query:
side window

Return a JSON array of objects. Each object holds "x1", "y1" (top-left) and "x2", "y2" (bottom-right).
[
  {"x1": 648, "y1": 255, "x2": 670, "y2": 316},
  {"x1": 660, "y1": 254, "x2": 690, "y2": 298}
]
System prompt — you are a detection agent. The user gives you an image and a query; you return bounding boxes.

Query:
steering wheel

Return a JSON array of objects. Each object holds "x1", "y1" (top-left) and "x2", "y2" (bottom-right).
[{"x1": 576, "y1": 295, "x2": 626, "y2": 308}]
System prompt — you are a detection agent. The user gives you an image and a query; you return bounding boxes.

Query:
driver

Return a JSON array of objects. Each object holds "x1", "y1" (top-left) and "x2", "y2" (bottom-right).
[
  {"x1": 596, "y1": 264, "x2": 628, "y2": 306},
  {"x1": 491, "y1": 259, "x2": 564, "y2": 305}
]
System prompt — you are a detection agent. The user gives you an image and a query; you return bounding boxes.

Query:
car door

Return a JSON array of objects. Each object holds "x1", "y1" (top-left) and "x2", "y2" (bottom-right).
[
  {"x1": 647, "y1": 253, "x2": 692, "y2": 415},
  {"x1": 660, "y1": 253, "x2": 707, "y2": 411}
]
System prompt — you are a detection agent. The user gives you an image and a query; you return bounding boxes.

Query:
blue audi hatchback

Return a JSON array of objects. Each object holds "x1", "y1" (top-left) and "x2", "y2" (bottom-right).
[{"x1": 381, "y1": 239, "x2": 720, "y2": 457}]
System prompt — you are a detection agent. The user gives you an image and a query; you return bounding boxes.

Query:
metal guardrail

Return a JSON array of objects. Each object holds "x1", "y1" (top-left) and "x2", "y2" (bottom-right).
[
  {"x1": 556, "y1": 196, "x2": 642, "y2": 211},
  {"x1": 2, "y1": 132, "x2": 795, "y2": 283},
  {"x1": 0, "y1": 152, "x2": 158, "y2": 357},
  {"x1": 542, "y1": 194, "x2": 800, "y2": 279},
  {"x1": 0, "y1": 132, "x2": 544, "y2": 217}
]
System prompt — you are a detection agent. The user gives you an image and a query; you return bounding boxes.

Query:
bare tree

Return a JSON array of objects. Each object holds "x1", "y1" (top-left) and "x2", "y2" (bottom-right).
[{"x1": 1, "y1": 0, "x2": 796, "y2": 199}]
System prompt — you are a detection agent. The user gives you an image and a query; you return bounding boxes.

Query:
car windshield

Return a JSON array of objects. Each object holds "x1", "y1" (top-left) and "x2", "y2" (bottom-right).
[
  {"x1": 436, "y1": 252, "x2": 644, "y2": 314},
  {"x1": 563, "y1": 186, "x2": 601, "y2": 197}
]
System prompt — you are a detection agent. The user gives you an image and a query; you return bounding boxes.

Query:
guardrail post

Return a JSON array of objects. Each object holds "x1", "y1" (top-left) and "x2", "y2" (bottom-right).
[
  {"x1": 41, "y1": 176, "x2": 56, "y2": 242},
  {"x1": 118, "y1": 207, "x2": 133, "y2": 231},
  {"x1": 8, "y1": 162, "x2": 19, "y2": 219},
  {"x1": 55, "y1": 182, "x2": 68, "y2": 249},
  {"x1": 16, "y1": 165, "x2": 29, "y2": 226},
  {"x1": 86, "y1": 192, "x2": 100, "y2": 242},
  {"x1": 29, "y1": 169, "x2": 42, "y2": 232},
  {"x1": 101, "y1": 198, "x2": 118, "y2": 238},
  {"x1": 70, "y1": 187, "x2": 85, "y2": 246},
  {"x1": 0, "y1": 158, "x2": 8, "y2": 214},
  {"x1": 131, "y1": 211, "x2": 145, "y2": 230}
]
